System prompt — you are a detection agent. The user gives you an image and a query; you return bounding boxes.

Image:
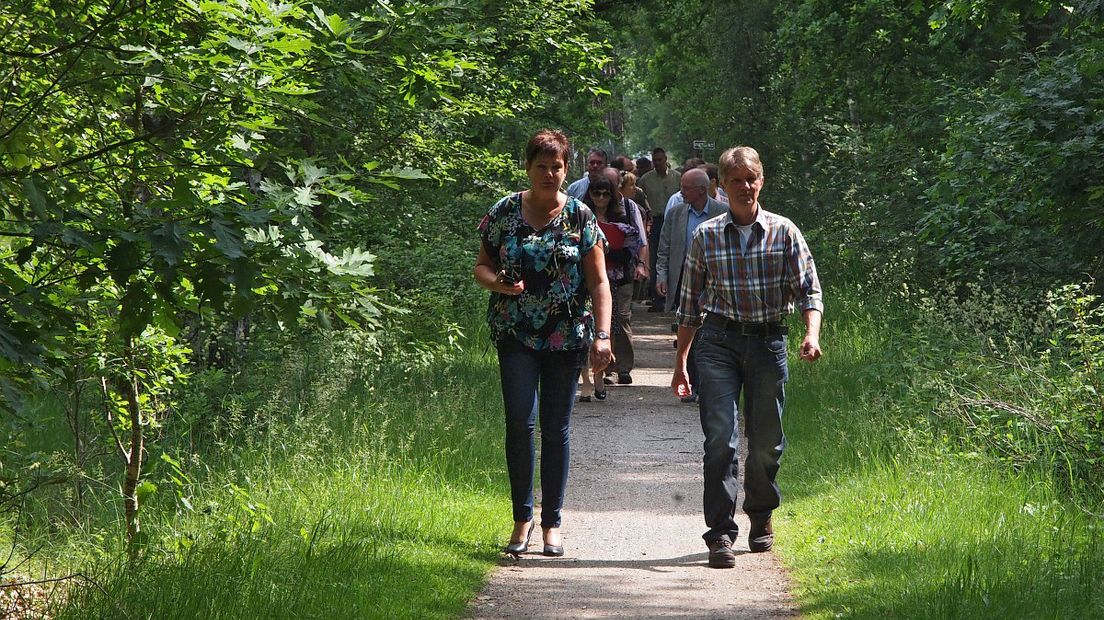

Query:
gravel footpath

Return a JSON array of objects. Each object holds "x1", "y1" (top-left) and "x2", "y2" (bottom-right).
[{"x1": 468, "y1": 305, "x2": 798, "y2": 619}]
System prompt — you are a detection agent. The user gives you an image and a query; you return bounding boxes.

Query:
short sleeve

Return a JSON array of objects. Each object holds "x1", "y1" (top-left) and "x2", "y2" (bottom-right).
[
  {"x1": 626, "y1": 199, "x2": 647, "y2": 246},
  {"x1": 478, "y1": 195, "x2": 513, "y2": 259},
  {"x1": 576, "y1": 201, "x2": 605, "y2": 256}
]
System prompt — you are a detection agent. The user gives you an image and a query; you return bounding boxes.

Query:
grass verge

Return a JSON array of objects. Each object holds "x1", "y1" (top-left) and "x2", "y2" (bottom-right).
[
  {"x1": 41, "y1": 332, "x2": 511, "y2": 619},
  {"x1": 777, "y1": 298, "x2": 1104, "y2": 619}
]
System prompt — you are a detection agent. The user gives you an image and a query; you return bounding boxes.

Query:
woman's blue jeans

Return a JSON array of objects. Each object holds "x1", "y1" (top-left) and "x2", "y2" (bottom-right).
[
  {"x1": 496, "y1": 338, "x2": 585, "y2": 528},
  {"x1": 694, "y1": 325, "x2": 789, "y2": 543}
]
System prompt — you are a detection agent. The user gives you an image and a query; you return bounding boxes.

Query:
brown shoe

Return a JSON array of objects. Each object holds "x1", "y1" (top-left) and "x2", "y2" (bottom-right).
[
  {"x1": 748, "y1": 516, "x2": 774, "y2": 553},
  {"x1": 707, "y1": 536, "x2": 736, "y2": 568}
]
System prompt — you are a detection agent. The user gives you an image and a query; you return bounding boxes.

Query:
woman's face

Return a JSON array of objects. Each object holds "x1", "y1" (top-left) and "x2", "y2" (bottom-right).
[
  {"x1": 622, "y1": 179, "x2": 636, "y2": 197},
  {"x1": 526, "y1": 153, "x2": 567, "y2": 194},
  {"x1": 588, "y1": 185, "x2": 612, "y2": 207}
]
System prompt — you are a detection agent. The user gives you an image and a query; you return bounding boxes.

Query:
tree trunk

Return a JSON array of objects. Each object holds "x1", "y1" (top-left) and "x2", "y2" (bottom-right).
[{"x1": 120, "y1": 355, "x2": 144, "y2": 549}]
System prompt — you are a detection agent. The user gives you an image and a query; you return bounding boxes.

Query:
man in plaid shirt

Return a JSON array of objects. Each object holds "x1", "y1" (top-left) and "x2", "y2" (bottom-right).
[{"x1": 670, "y1": 146, "x2": 824, "y2": 569}]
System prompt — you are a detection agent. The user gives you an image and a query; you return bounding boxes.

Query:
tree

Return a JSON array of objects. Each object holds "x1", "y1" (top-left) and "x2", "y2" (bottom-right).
[{"x1": 0, "y1": 0, "x2": 612, "y2": 544}]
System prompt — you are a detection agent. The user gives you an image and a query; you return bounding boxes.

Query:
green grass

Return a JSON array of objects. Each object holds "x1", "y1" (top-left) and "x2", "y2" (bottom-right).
[
  {"x1": 12, "y1": 292, "x2": 1104, "y2": 619},
  {"x1": 777, "y1": 301, "x2": 1104, "y2": 619},
  {"x1": 33, "y1": 333, "x2": 513, "y2": 619}
]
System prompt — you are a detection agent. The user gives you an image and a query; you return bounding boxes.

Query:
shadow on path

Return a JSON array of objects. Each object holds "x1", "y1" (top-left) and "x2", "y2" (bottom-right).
[{"x1": 468, "y1": 304, "x2": 798, "y2": 620}]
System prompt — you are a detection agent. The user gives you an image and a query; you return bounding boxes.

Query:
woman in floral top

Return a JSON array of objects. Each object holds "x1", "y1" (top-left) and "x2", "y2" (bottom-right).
[{"x1": 475, "y1": 129, "x2": 613, "y2": 557}]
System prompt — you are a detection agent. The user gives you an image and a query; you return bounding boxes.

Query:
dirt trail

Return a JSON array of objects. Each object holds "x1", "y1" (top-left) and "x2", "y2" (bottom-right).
[{"x1": 468, "y1": 305, "x2": 798, "y2": 619}]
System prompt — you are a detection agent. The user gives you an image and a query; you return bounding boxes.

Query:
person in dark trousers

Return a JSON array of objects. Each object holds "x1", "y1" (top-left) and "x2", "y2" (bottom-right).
[
  {"x1": 670, "y1": 146, "x2": 823, "y2": 568},
  {"x1": 638, "y1": 147, "x2": 681, "y2": 311},
  {"x1": 475, "y1": 129, "x2": 613, "y2": 558},
  {"x1": 601, "y1": 166, "x2": 648, "y2": 386},
  {"x1": 655, "y1": 168, "x2": 727, "y2": 402}
]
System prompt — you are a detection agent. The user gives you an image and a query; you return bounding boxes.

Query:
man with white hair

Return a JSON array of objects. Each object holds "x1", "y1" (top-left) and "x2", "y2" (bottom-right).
[{"x1": 656, "y1": 168, "x2": 728, "y2": 402}]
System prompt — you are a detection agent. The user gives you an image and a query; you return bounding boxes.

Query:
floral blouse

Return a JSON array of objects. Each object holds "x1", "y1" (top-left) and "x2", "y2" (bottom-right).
[{"x1": 479, "y1": 193, "x2": 604, "y2": 351}]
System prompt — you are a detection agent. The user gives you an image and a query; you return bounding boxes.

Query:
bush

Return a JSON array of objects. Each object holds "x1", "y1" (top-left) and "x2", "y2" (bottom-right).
[{"x1": 906, "y1": 281, "x2": 1104, "y2": 502}]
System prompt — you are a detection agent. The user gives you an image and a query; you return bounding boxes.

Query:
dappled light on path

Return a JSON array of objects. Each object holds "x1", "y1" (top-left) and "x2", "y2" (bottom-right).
[{"x1": 468, "y1": 306, "x2": 796, "y2": 619}]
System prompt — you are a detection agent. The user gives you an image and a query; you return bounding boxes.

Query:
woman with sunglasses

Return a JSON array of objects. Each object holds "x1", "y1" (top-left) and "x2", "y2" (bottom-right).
[
  {"x1": 579, "y1": 175, "x2": 643, "y2": 401},
  {"x1": 474, "y1": 129, "x2": 613, "y2": 558}
]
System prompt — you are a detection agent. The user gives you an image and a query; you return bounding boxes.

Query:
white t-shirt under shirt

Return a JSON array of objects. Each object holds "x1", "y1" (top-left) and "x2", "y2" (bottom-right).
[{"x1": 736, "y1": 223, "x2": 754, "y2": 253}]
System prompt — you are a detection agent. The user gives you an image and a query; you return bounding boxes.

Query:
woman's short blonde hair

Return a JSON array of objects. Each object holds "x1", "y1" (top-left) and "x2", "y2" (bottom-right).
[
  {"x1": 620, "y1": 171, "x2": 637, "y2": 188},
  {"x1": 718, "y1": 146, "x2": 763, "y2": 180}
]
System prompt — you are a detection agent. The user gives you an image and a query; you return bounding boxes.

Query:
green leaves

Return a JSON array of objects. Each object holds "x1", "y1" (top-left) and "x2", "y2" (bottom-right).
[{"x1": 22, "y1": 177, "x2": 52, "y2": 219}]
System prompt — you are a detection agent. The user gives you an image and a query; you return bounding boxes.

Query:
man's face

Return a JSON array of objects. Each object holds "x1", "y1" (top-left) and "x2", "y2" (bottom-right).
[
  {"x1": 721, "y1": 165, "x2": 764, "y2": 210},
  {"x1": 653, "y1": 151, "x2": 668, "y2": 173},
  {"x1": 679, "y1": 172, "x2": 708, "y2": 208},
  {"x1": 586, "y1": 153, "x2": 606, "y2": 180}
]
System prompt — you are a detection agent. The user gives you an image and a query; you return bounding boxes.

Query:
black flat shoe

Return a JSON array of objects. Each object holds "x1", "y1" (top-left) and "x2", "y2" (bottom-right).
[
  {"x1": 504, "y1": 521, "x2": 535, "y2": 556},
  {"x1": 594, "y1": 389, "x2": 607, "y2": 401}
]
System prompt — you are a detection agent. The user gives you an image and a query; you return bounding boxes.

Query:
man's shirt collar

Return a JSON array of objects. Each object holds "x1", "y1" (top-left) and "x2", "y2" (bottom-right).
[{"x1": 723, "y1": 203, "x2": 766, "y2": 230}]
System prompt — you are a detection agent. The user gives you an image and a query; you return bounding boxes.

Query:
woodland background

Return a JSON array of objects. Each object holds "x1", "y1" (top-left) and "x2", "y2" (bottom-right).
[{"x1": 1, "y1": 0, "x2": 1101, "y2": 617}]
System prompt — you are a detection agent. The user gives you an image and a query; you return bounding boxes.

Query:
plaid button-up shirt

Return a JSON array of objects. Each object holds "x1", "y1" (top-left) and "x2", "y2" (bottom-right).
[{"x1": 675, "y1": 206, "x2": 823, "y2": 327}]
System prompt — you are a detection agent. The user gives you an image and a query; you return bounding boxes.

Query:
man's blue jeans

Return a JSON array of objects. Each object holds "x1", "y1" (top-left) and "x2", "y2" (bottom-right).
[
  {"x1": 496, "y1": 338, "x2": 585, "y2": 528},
  {"x1": 694, "y1": 325, "x2": 789, "y2": 543}
]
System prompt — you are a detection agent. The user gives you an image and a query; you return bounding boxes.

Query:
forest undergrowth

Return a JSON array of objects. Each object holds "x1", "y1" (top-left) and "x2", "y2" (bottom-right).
[{"x1": 4, "y1": 319, "x2": 511, "y2": 619}]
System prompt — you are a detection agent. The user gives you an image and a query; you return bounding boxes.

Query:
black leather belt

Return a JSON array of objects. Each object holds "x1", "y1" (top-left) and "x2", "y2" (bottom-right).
[{"x1": 702, "y1": 313, "x2": 788, "y2": 336}]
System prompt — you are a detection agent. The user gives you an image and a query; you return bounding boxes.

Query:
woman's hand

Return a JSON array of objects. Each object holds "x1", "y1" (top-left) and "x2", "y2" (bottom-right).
[
  {"x1": 475, "y1": 246, "x2": 525, "y2": 295},
  {"x1": 496, "y1": 271, "x2": 525, "y2": 296},
  {"x1": 590, "y1": 337, "x2": 614, "y2": 375}
]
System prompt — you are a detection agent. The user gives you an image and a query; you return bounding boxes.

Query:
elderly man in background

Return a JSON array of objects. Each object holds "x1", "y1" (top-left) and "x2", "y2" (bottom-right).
[{"x1": 656, "y1": 168, "x2": 727, "y2": 402}]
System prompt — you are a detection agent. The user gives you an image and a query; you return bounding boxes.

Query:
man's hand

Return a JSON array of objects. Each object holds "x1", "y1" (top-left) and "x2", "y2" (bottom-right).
[
  {"x1": 671, "y1": 324, "x2": 697, "y2": 398},
  {"x1": 671, "y1": 365, "x2": 692, "y2": 399},
  {"x1": 799, "y1": 308, "x2": 822, "y2": 362},
  {"x1": 799, "y1": 335, "x2": 821, "y2": 361},
  {"x1": 656, "y1": 281, "x2": 667, "y2": 297},
  {"x1": 634, "y1": 262, "x2": 648, "y2": 281}
]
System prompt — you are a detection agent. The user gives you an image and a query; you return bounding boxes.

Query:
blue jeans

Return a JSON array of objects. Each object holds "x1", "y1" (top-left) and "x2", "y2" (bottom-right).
[
  {"x1": 496, "y1": 338, "x2": 585, "y2": 528},
  {"x1": 694, "y1": 325, "x2": 789, "y2": 543}
]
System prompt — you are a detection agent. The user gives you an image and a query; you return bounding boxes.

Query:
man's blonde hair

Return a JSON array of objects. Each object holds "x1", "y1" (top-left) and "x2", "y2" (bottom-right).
[{"x1": 718, "y1": 146, "x2": 764, "y2": 180}]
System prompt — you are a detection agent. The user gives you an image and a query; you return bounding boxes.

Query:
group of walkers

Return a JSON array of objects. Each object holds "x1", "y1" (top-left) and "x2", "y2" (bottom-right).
[{"x1": 474, "y1": 129, "x2": 823, "y2": 568}]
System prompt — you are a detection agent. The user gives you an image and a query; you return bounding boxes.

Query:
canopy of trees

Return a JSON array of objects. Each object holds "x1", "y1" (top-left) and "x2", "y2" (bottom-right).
[
  {"x1": 613, "y1": 0, "x2": 1102, "y2": 291},
  {"x1": 1, "y1": 0, "x2": 611, "y2": 542},
  {"x1": 1, "y1": 0, "x2": 1101, "y2": 570}
]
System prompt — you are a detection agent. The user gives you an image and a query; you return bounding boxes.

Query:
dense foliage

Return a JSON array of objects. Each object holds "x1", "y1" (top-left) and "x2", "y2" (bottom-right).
[
  {"x1": 2, "y1": 0, "x2": 1102, "y2": 615},
  {"x1": 615, "y1": 0, "x2": 1104, "y2": 499},
  {"x1": 1, "y1": 0, "x2": 610, "y2": 547}
]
